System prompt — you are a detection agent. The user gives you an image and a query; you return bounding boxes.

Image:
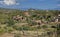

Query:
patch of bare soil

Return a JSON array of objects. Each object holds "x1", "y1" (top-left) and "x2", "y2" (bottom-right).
[{"x1": 0, "y1": 33, "x2": 14, "y2": 37}]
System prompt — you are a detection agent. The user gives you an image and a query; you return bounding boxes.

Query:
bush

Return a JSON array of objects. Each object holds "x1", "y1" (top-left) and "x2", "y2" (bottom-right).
[
  {"x1": 37, "y1": 26, "x2": 41, "y2": 29},
  {"x1": 7, "y1": 18, "x2": 15, "y2": 26},
  {"x1": 14, "y1": 26, "x2": 22, "y2": 31},
  {"x1": 42, "y1": 25, "x2": 48, "y2": 29},
  {"x1": 6, "y1": 27, "x2": 13, "y2": 33},
  {"x1": 22, "y1": 26, "x2": 30, "y2": 30},
  {"x1": 4, "y1": 26, "x2": 13, "y2": 33},
  {"x1": 51, "y1": 26, "x2": 57, "y2": 28},
  {"x1": 22, "y1": 26, "x2": 37, "y2": 31},
  {"x1": 13, "y1": 25, "x2": 37, "y2": 31},
  {"x1": 57, "y1": 24, "x2": 60, "y2": 30},
  {"x1": 28, "y1": 20, "x2": 37, "y2": 26},
  {"x1": 14, "y1": 33, "x2": 21, "y2": 37},
  {"x1": 0, "y1": 28, "x2": 6, "y2": 34},
  {"x1": 15, "y1": 26, "x2": 31, "y2": 31}
]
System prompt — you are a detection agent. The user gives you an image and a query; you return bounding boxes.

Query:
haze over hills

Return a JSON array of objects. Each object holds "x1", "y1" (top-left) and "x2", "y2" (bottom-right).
[
  {"x1": 0, "y1": 7, "x2": 60, "y2": 11},
  {"x1": 54, "y1": 7, "x2": 60, "y2": 10}
]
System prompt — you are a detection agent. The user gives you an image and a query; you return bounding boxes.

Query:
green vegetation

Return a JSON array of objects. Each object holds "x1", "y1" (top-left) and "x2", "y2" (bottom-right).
[{"x1": 0, "y1": 8, "x2": 60, "y2": 37}]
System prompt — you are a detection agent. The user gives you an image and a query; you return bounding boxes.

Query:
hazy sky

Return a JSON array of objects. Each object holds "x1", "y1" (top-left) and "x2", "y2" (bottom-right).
[{"x1": 0, "y1": 0, "x2": 60, "y2": 10}]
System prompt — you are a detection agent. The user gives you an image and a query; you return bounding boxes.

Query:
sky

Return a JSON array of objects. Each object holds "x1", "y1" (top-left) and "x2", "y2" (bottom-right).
[{"x1": 0, "y1": 0, "x2": 60, "y2": 10}]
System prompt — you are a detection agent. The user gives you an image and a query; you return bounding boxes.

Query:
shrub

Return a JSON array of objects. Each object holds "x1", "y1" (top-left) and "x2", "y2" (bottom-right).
[
  {"x1": 14, "y1": 33, "x2": 21, "y2": 37},
  {"x1": 0, "y1": 28, "x2": 6, "y2": 34},
  {"x1": 51, "y1": 26, "x2": 57, "y2": 28},
  {"x1": 7, "y1": 18, "x2": 15, "y2": 26},
  {"x1": 37, "y1": 26, "x2": 41, "y2": 29},
  {"x1": 15, "y1": 26, "x2": 22, "y2": 31},
  {"x1": 4, "y1": 26, "x2": 13, "y2": 33},
  {"x1": 28, "y1": 20, "x2": 37, "y2": 26},
  {"x1": 42, "y1": 25, "x2": 48, "y2": 29},
  {"x1": 13, "y1": 25, "x2": 37, "y2": 31},
  {"x1": 6, "y1": 27, "x2": 13, "y2": 33},
  {"x1": 22, "y1": 26, "x2": 30, "y2": 30}
]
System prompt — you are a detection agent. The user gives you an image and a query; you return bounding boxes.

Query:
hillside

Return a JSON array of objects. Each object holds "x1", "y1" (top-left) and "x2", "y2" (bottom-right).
[{"x1": 0, "y1": 8, "x2": 60, "y2": 37}]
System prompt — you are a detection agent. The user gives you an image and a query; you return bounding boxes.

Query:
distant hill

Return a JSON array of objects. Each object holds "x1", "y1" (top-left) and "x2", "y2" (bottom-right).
[
  {"x1": 0, "y1": 8, "x2": 22, "y2": 13},
  {"x1": 53, "y1": 8, "x2": 60, "y2": 10}
]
